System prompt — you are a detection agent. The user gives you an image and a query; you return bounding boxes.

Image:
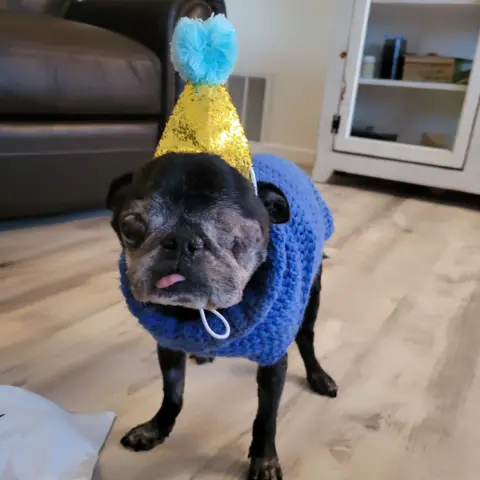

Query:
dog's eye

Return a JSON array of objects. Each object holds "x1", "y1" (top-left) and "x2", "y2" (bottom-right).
[{"x1": 120, "y1": 213, "x2": 147, "y2": 249}]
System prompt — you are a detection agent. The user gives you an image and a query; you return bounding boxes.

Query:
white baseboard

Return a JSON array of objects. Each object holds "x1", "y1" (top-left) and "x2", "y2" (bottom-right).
[{"x1": 249, "y1": 142, "x2": 316, "y2": 169}]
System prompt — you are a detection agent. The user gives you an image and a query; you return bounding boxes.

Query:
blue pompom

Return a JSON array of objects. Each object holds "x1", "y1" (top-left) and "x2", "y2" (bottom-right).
[{"x1": 171, "y1": 14, "x2": 238, "y2": 86}]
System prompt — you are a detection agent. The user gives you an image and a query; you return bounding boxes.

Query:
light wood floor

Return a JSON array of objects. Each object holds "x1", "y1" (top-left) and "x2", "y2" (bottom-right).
[{"x1": 2, "y1": 180, "x2": 480, "y2": 480}]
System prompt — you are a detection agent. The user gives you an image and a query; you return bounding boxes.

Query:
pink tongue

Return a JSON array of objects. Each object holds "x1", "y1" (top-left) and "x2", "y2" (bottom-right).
[{"x1": 156, "y1": 274, "x2": 186, "y2": 289}]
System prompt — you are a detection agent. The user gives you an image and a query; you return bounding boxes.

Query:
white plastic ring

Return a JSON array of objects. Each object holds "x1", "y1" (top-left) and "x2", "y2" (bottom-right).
[
  {"x1": 199, "y1": 308, "x2": 231, "y2": 340},
  {"x1": 250, "y1": 166, "x2": 258, "y2": 196}
]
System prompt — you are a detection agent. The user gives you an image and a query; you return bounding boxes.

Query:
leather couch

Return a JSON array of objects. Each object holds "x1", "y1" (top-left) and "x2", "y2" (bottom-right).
[{"x1": 0, "y1": 0, "x2": 226, "y2": 219}]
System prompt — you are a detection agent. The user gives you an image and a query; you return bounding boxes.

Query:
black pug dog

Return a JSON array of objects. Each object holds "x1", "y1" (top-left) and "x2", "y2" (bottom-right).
[{"x1": 107, "y1": 152, "x2": 337, "y2": 480}]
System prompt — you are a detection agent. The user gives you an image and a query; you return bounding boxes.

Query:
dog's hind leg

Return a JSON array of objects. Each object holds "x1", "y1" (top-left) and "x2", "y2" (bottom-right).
[
  {"x1": 121, "y1": 346, "x2": 186, "y2": 451},
  {"x1": 295, "y1": 264, "x2": 338, "y2": 398}
]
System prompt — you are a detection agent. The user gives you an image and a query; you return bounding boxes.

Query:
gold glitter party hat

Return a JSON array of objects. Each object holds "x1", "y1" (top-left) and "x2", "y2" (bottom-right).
[{"x1": 154, "y1": 15, "x2": 253, "y2": 181}]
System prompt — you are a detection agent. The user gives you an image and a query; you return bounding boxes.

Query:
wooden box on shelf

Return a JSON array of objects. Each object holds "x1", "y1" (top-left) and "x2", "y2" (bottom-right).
[{"x1": 402, "y1": 55, "x2": 456, "y2": 82}]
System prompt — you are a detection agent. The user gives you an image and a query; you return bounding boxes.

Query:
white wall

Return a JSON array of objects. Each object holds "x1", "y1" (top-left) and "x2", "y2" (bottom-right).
[{"x1": 227, "y1": 0, "x2": 335, "y2": 167}]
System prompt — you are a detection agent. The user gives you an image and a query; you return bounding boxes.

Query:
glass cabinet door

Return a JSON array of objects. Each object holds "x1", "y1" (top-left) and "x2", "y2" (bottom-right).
[{"x1": 334, "y1": 0, "x2": 480, "y2": 168}]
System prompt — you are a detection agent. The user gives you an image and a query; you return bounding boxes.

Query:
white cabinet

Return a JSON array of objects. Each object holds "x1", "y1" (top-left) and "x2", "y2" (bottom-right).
[{"x1": 313, "y1": 0, "x2": 480, "y2": 194}]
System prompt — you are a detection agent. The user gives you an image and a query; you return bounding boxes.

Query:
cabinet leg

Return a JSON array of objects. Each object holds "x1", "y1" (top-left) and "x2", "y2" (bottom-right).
[{"x1": 313, "y1": 162, "x2": 335, "y2": 183}]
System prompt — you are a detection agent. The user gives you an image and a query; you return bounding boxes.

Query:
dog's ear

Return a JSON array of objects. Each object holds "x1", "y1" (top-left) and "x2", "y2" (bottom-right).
[
  {"x1": 106, "y1": 173, "x2": 134, "y2": 212},
  {"x1": 257, "y1": 182, "x2": 290, "y2": 224}
]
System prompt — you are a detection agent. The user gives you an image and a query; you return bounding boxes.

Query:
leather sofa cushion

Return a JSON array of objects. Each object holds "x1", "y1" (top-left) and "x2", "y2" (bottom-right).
[
  {"x1": 0, "y1": 11, "x2": 162, "y2": 115},
  {"x1": 0, "y1": 0, "x2": 71, "y2": 16}
]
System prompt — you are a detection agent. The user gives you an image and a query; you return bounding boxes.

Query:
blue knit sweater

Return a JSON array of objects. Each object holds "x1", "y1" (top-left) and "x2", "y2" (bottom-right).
[{"x1": 119, "y1": 154, "x2": 334, "y2": 366}]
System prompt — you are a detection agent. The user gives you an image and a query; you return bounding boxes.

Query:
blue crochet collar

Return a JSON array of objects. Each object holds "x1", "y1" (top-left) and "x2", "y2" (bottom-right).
[{"x1": 119, "y1": 225, "x2": 287, "y2": 352}]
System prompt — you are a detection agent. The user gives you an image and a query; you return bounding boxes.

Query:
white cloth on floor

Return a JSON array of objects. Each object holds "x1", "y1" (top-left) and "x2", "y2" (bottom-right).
[{"x1": 0, "y1": 386, "x2": 115, "y2": 480}]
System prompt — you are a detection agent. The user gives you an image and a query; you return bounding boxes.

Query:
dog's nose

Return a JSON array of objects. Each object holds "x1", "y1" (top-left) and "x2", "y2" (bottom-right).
[{"x1": 162, "y1": 231, "x2": 204, "y2": 254}]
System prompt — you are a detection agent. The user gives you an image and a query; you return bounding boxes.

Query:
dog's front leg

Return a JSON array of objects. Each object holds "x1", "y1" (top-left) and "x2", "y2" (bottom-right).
[
  {"x1": 121, "y1": 346, "x2": 186, "y2": 452},
  {"x1": 248, "y1": 353, "x2": 287, "y2": 480}
]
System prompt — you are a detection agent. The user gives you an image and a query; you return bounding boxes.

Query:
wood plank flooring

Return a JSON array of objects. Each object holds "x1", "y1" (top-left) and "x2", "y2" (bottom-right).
[{"x1": 2, "y1": 180, "x2": 480, "y2": 479}]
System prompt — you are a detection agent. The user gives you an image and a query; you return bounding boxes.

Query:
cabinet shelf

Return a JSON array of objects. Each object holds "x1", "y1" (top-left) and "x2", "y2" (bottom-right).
[
  {"x1": 332, "y1": 0, "x2": 480, "y2": 169},
  {"x1": 314, "y1": 0, "x2": 480, "y2": 191},
  {"x1": 359, "y1": 78, "x2": 468, "y2": 91}
]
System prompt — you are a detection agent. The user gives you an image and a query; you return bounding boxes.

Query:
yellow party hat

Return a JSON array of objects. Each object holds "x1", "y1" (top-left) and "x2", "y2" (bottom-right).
[{"x1": 154, "y1": 15, "x2": 253, "y2": 181}]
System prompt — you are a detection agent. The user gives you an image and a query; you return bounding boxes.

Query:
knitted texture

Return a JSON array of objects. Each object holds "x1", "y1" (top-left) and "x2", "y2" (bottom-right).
[{"x1": 119, "y1": 154, "x2": 334, "y2": 366}]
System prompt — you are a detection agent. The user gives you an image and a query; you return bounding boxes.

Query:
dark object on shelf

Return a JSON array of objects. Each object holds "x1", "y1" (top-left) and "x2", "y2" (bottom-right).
[
  {"x1": 0, "y1": 0, "x2": 225, "y2": 219},
  {"x1": 380, "y1": 36, "x2": 407, "y2": 80},
  {"x1": 352, "y1": 127, "x2": 398, "y2": 143}
]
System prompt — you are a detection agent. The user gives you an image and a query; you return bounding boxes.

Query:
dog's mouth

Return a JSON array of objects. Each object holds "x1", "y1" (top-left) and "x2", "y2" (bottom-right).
[
  {"x1": 148, "y1": 271, "x2": 210, "y2": 308},
  {"x1": 155, "y1": 273, "x2": 186, "y2": 290}
]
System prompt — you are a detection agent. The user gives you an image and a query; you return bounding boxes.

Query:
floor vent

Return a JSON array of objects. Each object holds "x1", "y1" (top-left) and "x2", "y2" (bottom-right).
[{"x1": 228, "y1": 75, "x2": 268, "y2": 142}]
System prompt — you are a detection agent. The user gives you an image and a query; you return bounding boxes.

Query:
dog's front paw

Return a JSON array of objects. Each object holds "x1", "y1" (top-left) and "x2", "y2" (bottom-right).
[
  {"x1": 308, "y1": 368, "x2": 338, "y2": 398},
  {"x1": 248, "y1": 456, "x2": 283, "y2": 480},
  {"x1": 120, "y1": 421, "x2": 170, "y2": 452}
]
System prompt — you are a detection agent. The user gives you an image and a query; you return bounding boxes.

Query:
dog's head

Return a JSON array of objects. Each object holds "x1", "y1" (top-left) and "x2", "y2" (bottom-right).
[{"x1": 107, "y1": 153, "x2": 290, "y2": 310}]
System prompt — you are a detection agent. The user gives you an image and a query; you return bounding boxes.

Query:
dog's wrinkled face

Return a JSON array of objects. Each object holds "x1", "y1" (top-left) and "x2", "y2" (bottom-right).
[{"x1": 107, "y1": 153, "x2": 290, "y2": 310}]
